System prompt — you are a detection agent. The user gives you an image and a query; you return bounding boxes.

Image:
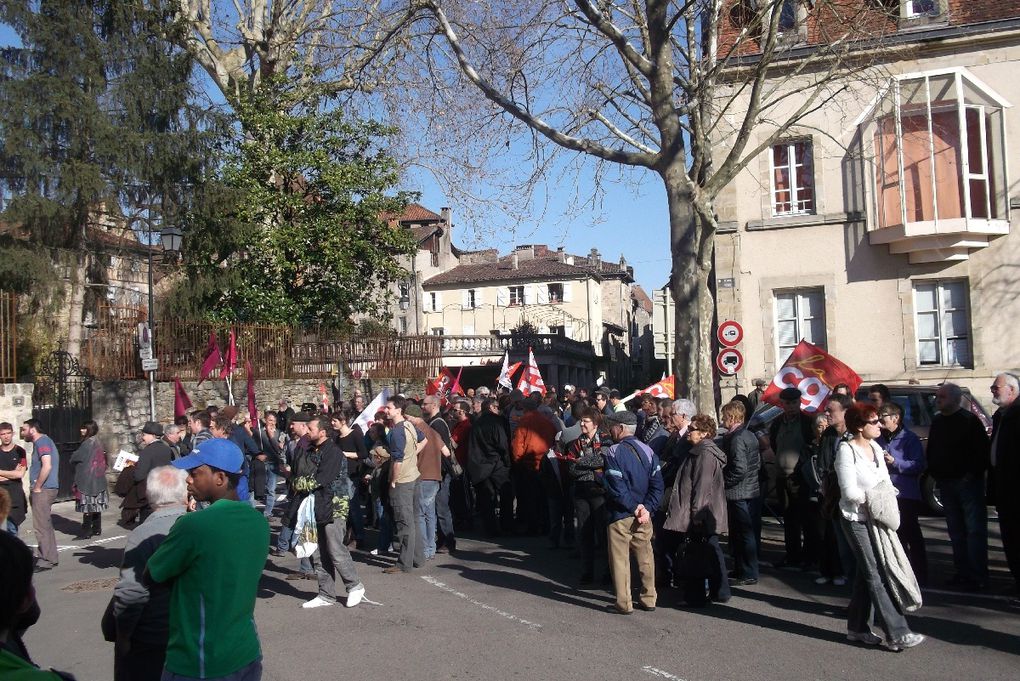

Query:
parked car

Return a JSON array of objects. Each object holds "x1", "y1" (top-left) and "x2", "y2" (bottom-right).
[{"x1": 745, "y1": 384, "x2": 992, "y2": 515}]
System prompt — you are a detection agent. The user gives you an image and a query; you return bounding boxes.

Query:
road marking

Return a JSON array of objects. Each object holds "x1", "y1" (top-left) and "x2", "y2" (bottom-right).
[
  {"x1": 642, "y1": 666, "x2": 687, "y2": 681},
  {"x1": 421, "y1": 575, "x2": 542, "y2": 630},
  {"x1": 28, "y1": 535, "x2": 126, "y2": 553}
]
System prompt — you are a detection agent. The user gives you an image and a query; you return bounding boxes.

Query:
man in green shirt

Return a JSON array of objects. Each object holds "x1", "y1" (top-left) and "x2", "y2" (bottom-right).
[{"x1": 146, "y1": 438, "x2": 269, "y2": 681}]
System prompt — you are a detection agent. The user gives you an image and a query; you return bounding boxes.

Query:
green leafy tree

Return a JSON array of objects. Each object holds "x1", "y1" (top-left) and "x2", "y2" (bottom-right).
[
  {"x1": 0, "y1": 0, "x2": 216, "y2": 359},
  {"x1": 171, "y1": 80, "x2": 417, "y2": 327}
]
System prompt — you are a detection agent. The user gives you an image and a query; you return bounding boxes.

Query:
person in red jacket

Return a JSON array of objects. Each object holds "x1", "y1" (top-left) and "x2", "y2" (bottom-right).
[{"x1": 511, "y1": 398, "x2": 556, "y2": 535}]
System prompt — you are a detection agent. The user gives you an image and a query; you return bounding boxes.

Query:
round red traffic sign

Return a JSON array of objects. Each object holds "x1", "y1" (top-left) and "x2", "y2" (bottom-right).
[
  {"x1": 716, "y1": 348, "x2": 744, "y2": 376},
  {"x1": 717, "y1": 320, "x2": 743, "y2": 347}
]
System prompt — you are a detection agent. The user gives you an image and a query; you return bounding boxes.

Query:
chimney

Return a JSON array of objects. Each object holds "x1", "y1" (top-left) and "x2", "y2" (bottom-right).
[
  {"x1": 589, "y1": 247, "x2": 601, "y2": 270},
  {"x1": 440, "y1": 207, "x2": 451, "y2": 225},
  {"x1": 619, "y1": 254, "x2": 627, "y2": 268},
  {"x1": 558, "y1": 247, "x2": 566, "y2": 263},
  {"x1": 512, "y1": 251, "x2": 519, "y2": 270}
]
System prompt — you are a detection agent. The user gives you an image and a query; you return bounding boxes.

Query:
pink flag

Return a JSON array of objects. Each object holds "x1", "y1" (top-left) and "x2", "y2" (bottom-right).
[
  {"x1": 245, "y1": 360, "x2": 258, "y2": 423},
  {"x1": 197, "y1": 333, "x2": 222, "y2": 386},
  {"x1": 174, "y1": 377, "x2": 193, "y2": 419},
  {"x1": 218, "y1": 330, "x2": 237, "y2": 380}
]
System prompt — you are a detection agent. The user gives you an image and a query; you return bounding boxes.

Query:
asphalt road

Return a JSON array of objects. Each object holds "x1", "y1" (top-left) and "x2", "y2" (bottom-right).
[{"x1": 18, "y1": 501, "x2": 1020, "y2": 681}]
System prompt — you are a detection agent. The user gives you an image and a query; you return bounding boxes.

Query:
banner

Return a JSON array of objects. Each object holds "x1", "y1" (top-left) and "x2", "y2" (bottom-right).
[
  {"x1": 637, "y1": 375, "x2": 675, "y2": 399},
  {"x1": 427, "y1": 367, "x2": 464, "y2": 405},
  {"x1": 173, "y1": 377, "x2": 193, "y2": 419},
  {"x1": 762, "y1": 340, "x2": 862, "y2": 413},
  {"x1": 218, "y1": 329, "x2": 237, "y2": 379},
  {"x1": 245, "y1": 360, "x2": 258, "y2": 423},
  {"x1": 197, "y1": 333, "x2": 222, "y2": 386},
  {"x1": 516, "y1": 346, "x2": 546, "y2": 395},
  {"x1": 353, "y1": 388, "x2": 391, "y2": 434}
]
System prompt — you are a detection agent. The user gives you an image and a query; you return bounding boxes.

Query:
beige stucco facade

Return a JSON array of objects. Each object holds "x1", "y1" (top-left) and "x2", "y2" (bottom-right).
[{"x1": 712, "y1": 31, "x2": 1020, "y2": 408}]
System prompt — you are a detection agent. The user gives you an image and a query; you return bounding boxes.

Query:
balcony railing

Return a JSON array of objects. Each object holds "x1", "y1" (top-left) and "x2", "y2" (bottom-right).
[{"x1": 440, "y1": 334, "x2": 595, "y2": 360}]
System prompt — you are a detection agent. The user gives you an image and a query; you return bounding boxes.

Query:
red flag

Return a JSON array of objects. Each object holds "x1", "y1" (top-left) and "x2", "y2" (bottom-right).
[
  {"x1": 197, "y1": 333, "x2": 222, "y2": 386},
  {"x1": 450, "y1": 367, "x2": 464, "y2": 397},
  {"x1": 516, "y1": 347, "x2": 546, "y2": 396},
  {"x1": 245, "y1": 360, "x2": 258, "y2": 423},
  {"x1": 637, "y1": 375, "x2": 675, "y2": 399},
  {"x1": 218, "y1": 330, "x2": 237, "y2": 380},
  {"x1": 427, "y1": 367, "x2": 461, "y2": 404},
  {"x1": 762, "y1": 340, "x2": 862, "y2": 414},
  {"x1": 319, "y1": 383, "x2": 329, "y2": 411},
  {"x1": 173, "y1": 377, "x2": 193, "y2": 419}
]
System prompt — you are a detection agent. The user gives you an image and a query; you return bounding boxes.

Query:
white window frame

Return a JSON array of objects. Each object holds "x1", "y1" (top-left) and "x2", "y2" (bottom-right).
[
  {"x1": 508, "y1": 285, "x2": 525, "y2": 307},
  {"x1": 774, "y1": 288, "x2": 826, "y2": 364},
  {"x1": 548, "y1": 283, "x2": 564, "y2": 304},
  {"x1": 913, "y1": 279, "x2": 972, "y2": 368},
  {"x1": 902, "y1": 0, "x2": 939, "y2": 19},
  {"x1": 770, "y1": 139, "x2": 815, "y2": 216}
]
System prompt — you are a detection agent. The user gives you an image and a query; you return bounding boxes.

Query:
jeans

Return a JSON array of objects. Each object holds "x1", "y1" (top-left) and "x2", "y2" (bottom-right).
[
  {"x1": 392, "y1": 479, "x2": 424, "y2": 570},
  {"x1": 436, "y1": 474, "x2": 456, "y2": 548},
  {"x1": 840, "y1": 518, "x2": 911, "y2": 642},
  {"x1": 375, "y1": 499, "x2": 393, "y2": 552},
  {"x1": 4, "y1": 519, "x2": 17, "y2": 535},
  {"x1": 417, "y1": 479, "x2": 441, "y2": 559},
  {"x1": 276, "y1": 524, "x2": 313, "y2": 574},
  {"x1": 263, "y1": 468, "x2": 278, "y2": 516},
  {"x1": 727, "y1": 499, "x2": 759, "y2": 580},
  {"x1": 938, "y1": 474, "x2": 989, "y2": 584},
  {"x1": 348, "y1": 486, "x2": 367, "y2": 545},
  {"x1": 161, "y1": 657, "x2": 261, "y2": 681},
  {"x1": 312, "y1": 520, "x2": 362, "y2": 602}
]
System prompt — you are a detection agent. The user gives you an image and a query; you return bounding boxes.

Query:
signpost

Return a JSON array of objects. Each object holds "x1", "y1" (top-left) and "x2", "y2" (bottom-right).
[
  {"x1": 716, "y1": 348, "x2": 744, "y2": 376},
  {"x1": 717, "y1": 320, "x2": 743, "y2": 347}
]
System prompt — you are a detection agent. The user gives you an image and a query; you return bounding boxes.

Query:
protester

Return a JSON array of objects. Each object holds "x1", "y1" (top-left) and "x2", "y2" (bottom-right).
[
  {"x1": 747, "y1": 379, "x2": 767, "y2": 413},
  {"x1": 188, "y1": 411, "x2": 213, "y2": 450},
  {"x1": 878, "y1": 402, "x2": 928, "y2": 587},
  {"x1": 0, "y1": 421, "x2": 28, "y2": 535},
  {"x1": 0, "y1": 531, "x2": 76, "y2": 679},
  {"x1": 867, "y1": 384, "x2": 891, "y2": 411},
  {"x1": 133, "y1": 422, "x2": 174, "y2": 525},
  {"x1": 665, "y1": 414, "x2": 730, "y2": 605},
  {"x1": 147, "y1": 438, "x2": 270, "y2": 680},
  {"x1": 330, "y1": 409, "x2": 369, "y2": 548},
  {"x1": 422, "y1": 395, "x2": 457, "y2": 552},
  {"x1": 990, "y1": 372, "x2": 1020, "y2": 597},
  {"x1": 297, "y1": 415, "x2": 366, "y2": 609},
  {"x1": 566, "y1": 410, "x2": 610, "y2": 585},
  {"x1": 720, "y1": 402, "x2": 761, "y2": 586},
  {"x1": 405, "y1": 404, "x2": 446, "y2": 560},
  {"x1": 768, "y1": 387, "x2": 818, "y2": 571},
  {"x1": 817, "y1": 394, "x2": 854, "y2": 586},
  {"x1": 259, "y1": 411, "x2": 285, "y2": 518},
  {"x1": 111, "y1": 466, "x2": 189, "y2": 681},
  {"x1": 22, "y1": 419, "x2": 60, "y2": 571},
  {"x1": 272, "y1": 412, "x2": 315, "y2": 580},
  {"x1": 602, "y1": 410, "x2": 663, "y2": 615},
  {"x1": 511, "y1": 397, "x2": 557, "y2": 536},
  {"x1": 655, "y1": 399, "x2": 695, "y2": 585},
  {"x1": 163, "y1": 425, "x2": 185, "y2": 459},
  {"x1": 382, "y1": 395, "x2": 426, "y2": 573},
  {"x1": 69, "y1": 420, "x2": 107, "y2": 540},
  {"x1": 835, "y1": 403, "x2": 924, "y2": 651},
  {"x1": 448, "y1": 400, "x2": 473, "y2": 532},
  {"x1": 468, "y1": 398, "x2": 514, "y2": 536}
]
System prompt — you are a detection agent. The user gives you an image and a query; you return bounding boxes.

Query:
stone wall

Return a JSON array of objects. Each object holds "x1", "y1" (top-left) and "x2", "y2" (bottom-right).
[
  {"x1": 93, "y1": 376, "x2": 427, "y2": 456},
  {"x1": 0, "y1": 383, "x2": 33, "y2": 432}
]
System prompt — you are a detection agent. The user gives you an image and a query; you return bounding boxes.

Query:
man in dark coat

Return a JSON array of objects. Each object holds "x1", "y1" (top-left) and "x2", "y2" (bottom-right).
[
  {"x1": 991, "y1": 373, "x2": 1020, "y2": 596},
  {"x1": 468, "y1": 398, "x2": 513, "y2": 536},
  {"x1": 721, "y1": 401, "x2": 761, "y2": 585},
  {"x1": 768, "y1": 387, "x2": 818, "y2": 570},
  {"x1": 128, "y1": 422, "x2": 173, "y2": 524}
]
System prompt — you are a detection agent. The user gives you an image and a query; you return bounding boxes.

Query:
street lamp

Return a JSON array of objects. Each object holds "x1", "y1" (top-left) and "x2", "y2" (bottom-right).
[{"x1": 145, "y1": 224, "x2": 183, "y2": 419}]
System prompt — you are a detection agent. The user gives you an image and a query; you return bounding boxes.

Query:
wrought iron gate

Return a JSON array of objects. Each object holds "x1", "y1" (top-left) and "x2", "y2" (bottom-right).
[{"x1": 32, "y1": 351, "x2": 94, "y2": 501}]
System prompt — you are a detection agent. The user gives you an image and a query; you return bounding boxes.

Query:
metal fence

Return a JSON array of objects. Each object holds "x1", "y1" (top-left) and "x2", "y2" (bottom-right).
[
  {"x1": 0, "y1": 292, "x2": 16, "y2": 382},
  {"x1": 81, "y1": 308, "x2": 442, "y2": 381}
]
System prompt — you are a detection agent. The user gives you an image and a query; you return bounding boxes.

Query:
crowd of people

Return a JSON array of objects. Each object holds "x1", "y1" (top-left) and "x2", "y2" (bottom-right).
[{"x1": 1, "y1": 371, "x2": 1018, "y2": 678}]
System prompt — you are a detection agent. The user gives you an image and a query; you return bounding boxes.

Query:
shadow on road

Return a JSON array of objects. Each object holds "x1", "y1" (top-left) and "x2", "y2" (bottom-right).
[{"x1": 72, "y1": 545, "x2": 123, "y2": 570}]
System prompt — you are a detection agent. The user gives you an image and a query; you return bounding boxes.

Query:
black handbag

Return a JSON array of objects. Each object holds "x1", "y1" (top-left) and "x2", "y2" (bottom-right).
[{"x1": 675, "y1": 534, "x2": 715, "y2": 580}]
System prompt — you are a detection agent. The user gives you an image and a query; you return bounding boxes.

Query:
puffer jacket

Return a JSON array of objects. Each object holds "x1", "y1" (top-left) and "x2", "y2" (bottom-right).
[
  {"x1": 664, "y1": 438, "x2": 728, "y2": 535},
  {"x1": 722, "y1": 425, "x2": 760, "y2": 501}
]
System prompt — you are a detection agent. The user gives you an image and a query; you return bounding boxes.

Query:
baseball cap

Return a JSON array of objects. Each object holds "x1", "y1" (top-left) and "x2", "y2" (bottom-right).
[{"x1": 172, "y1": 438, "x2": 244, "y2": 474}]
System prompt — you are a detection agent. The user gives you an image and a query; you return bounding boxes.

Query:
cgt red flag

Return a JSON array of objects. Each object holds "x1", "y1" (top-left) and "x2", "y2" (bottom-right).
[
  {"x1": 638, "y1": 375, "x2": 675, "y2": 399},
  {"x1": 173, "y1": 377, "x2": 193, "y2": 419},
  {"x1": 245, "y1": 360, "x2": 258, "y2": 423},
  {"x1": 762, "y1": 340, "x2": 862, "y2": 413},
  {"x1": 427, "y1": 367, "x2": 464, "y2": 404},
  {"x1": 219, "y1": 330, "x2": 237, "y2": 380},
  {"x1": 197, "y1": 333, "x2": 222, "y2": 386}
]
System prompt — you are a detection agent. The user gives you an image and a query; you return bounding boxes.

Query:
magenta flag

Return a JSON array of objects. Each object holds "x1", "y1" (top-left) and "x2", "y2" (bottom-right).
[{"x1": 197, "y1": 333, "x2": 222, "y2": 386}]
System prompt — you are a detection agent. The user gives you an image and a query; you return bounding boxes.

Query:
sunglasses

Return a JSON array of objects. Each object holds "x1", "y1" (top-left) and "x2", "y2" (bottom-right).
[{"x1": 865, "y1": 418, "x2": 881, "y2": 425}]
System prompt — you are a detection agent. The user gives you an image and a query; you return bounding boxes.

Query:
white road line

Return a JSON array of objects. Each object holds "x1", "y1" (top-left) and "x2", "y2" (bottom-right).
[
  {"x1": 421, "y1": 575, "x2": 542, "y2": 630},
  {"x1": 642, "y1": 666, "x2": 687, "y2": 681},
  {"x1": 28, "y1": 535, "x2": 126, "y2": 553}
]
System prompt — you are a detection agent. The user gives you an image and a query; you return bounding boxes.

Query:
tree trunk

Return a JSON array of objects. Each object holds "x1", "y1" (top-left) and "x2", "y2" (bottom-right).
[
  {"x1": 64, "y1": 253, "x2": 88, "y2": 358},
  {"x1": 664, "y1": 169, "x2": 717, "y2": 412}
]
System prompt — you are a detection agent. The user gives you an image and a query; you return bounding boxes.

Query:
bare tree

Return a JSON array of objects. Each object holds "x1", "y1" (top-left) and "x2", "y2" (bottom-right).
[{"x1": 414, "y1": 0, "x2": 904, "y2": 406}]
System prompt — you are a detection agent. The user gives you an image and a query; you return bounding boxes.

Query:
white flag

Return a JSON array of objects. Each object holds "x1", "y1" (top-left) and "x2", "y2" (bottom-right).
[
  {"x1": 497, "y1": 350, "x2": 513, "y2": 390},
  {"x1": 353, "y1": 388, "x2": 391, "y2": 434}
]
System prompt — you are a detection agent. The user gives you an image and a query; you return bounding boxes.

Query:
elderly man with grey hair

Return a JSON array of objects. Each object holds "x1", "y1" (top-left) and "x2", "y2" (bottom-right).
[
  {"x1": 927, "y1": 382, "x2": 991, "y2": 590},
  {"x1": 991, "y1": 372, "x2": 1020, "y2": 596},
  {"x1": 649, "y1": 398, "x2": 698, "y2": 586},
  {"x1": 110, "y1": 465, "x2": 189, "y2": 681}
]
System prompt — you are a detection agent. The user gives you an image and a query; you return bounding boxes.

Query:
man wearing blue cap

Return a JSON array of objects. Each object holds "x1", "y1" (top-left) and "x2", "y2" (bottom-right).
[{"x1": 145, "y1": 438, "x2": 270, "y2": 681}]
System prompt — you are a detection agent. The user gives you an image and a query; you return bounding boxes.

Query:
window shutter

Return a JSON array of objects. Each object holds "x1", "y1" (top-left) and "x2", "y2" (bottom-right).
[
  {"x1": 564, "y1": 323, "x2": 574, "y2": 339},
  {"x1": 496, "y1": 288, "x2": 508, "y2": 306},
  {"x1": 537, "y1": 286, "x2": 549, "y2": 304},
  {"x1": 524, "y1": 285, "x2": 536, "y2": 305},
  {"x1": 434, "y1": 291, "x2": 442, "y2": 311},
  {"x1": 474, "y1": 288, "x2": 484, "y2": 306},
  {"x1": 462, "y1": 290, "x2": 471, "y2": 309},
  {"x1": 562, "y1": 282, "x2": 572, "y2": 303}
]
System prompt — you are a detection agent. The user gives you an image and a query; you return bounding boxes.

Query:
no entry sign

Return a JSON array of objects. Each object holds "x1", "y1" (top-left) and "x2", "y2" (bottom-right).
[
  {"x1": 717, "y1": 320, "x2": 743, "y2": 347},
  {"x1": 716, "y1": 348, "x2": 744, "y2": 376}
]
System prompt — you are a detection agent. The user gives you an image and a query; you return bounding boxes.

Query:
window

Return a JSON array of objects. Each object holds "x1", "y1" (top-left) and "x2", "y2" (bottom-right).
[
  {"x1": 903, "y1": 0, "x2": 938, "y2": 18},
  {"x1": 431, "y1": 327, "x2": 445, "y2": 336},
  {"x1": 509, "y1": 286, "x2": 525, "y2": 306},
  {"x1": 399, "y1": 280, "x2": 410, "y2": 299},
  {"x1": 868, "y1": 71, "x2": 1008, "y2": 230},
  {"x1": 771, "y1": 140, "x2": 815, "y2": 216},
  {"x1": 774, "y1": 289, "x2": 826, "y2": 363},
  {"x1": 549, "y1": 325, "x2": 565, "y2": 336},
  {"x1": 429, "y1": 291, "x2": 438, "y2": 312},
  {"x1": 548, "y1": 283, "x2": 563, "y2": 304},
  {"x1": 778, "y1": 0, "x2": 798, "y2": 32},
  {"x1": 914, "y1": 280, "x2": 971, "y2": 367},
  {"x1": 465, "y1": 289, "x2": 477, "y2": 309},
  {"x1": 398, "y1": 317, "x2": 408, "y2": 334}
]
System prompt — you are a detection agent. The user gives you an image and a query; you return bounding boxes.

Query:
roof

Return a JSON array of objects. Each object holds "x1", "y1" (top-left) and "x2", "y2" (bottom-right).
[
  {"x1": 424, "y1": 253, "x2": 597, "y2": 287},
  {"x1": 631, "y1": 285, "x2": 653, "y2": 313},
  {"x1": 383, "y1": 203, "x2": 442, "y2": 226}
]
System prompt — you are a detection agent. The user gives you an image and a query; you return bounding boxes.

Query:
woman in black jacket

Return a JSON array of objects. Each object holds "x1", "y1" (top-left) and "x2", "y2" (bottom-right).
[{"x1": 566, "y1": 409, "x2": 611, "y2": 585}]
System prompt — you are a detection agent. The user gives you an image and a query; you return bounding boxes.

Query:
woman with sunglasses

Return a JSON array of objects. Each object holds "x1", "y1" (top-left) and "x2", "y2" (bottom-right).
[{"x1": 835, "y1": 403, "x2": 924, "y2": 651}]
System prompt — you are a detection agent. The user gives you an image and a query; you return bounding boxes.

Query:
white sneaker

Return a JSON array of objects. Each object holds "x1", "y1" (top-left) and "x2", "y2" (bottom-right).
[
  {"x1": 814, "y1": 576, "x2": 831, "y2": 585},
  {"x1": 301, "y1": 596, "x2": 334, "y2": 609},
  {"x1": 369, "y1": 549, "x2": 379, "y2": 556},
  {"x1": 346, "y1": 585, "x2": 365, "y2": 608},
  {"x1": 833, "y1": 577, "x2": 848, "y2": 586}
]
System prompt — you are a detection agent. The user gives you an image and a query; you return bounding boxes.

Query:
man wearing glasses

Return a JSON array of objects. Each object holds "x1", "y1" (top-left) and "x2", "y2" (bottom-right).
[{"x1": 877, "y1": 403, "x2": 928, "y2": 586}]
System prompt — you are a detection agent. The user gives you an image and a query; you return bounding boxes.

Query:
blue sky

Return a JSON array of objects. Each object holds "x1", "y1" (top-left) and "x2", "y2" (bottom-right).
[{"x1": 0, "y1": 23, "x2": 672, "y2": 292}]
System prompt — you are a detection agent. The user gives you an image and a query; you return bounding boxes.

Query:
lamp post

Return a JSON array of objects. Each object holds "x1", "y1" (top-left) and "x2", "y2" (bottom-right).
[{"x1": 144, "y1": 225, "x2": 183, "y2": 419}]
